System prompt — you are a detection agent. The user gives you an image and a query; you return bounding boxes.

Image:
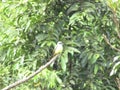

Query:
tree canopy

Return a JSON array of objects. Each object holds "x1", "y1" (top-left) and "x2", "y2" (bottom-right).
[{"x1": 0, "y1": 0, "x2": 120, "y2": 90}]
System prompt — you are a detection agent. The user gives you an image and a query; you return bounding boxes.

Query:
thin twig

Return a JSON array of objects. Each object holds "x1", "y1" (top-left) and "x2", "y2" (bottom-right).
[
  {"x1": 2, "y1": 54, "x2": 59, "y2": 90},
  {"x1": 103, "y1": 34, "x2": 120, "y2": 52}
]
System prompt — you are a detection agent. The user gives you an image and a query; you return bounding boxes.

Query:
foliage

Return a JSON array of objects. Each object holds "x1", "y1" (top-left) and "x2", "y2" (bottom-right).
[{"x1": 0, "y1": 0, "x2": 120, "y2": 90}]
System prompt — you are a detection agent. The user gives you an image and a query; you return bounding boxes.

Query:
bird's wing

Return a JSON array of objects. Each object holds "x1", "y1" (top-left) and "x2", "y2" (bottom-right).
[{"x1": 53, "y1": 44, "x2": 58, "y2": 55}]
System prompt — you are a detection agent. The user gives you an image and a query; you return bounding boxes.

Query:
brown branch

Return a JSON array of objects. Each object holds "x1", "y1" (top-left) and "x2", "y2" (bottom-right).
[
  {"x1": 2, "y1": 54, "x2": 59, "y2": 90},
  {"x1": 103, "y1": 34, "x2": 120, "y2": 52},
  {"x1": 116, "y1": 78, "x2": 120, "y2": 90}
]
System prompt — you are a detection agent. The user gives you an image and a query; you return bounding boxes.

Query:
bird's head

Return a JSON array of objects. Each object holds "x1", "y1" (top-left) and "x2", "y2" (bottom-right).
[{"x1": 57, "y1": 41, "x2": 63, "y2": 45}]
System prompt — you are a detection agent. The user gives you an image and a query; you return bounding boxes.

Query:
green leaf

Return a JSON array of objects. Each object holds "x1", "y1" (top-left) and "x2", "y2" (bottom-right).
[
  {"x1": 67, "y1": 3, "x2": 79, "y2": 14},
  {"x1": 81, "y1": 55, "x2": 88, "y2": 67},
  {"x1": 69, "y1": 12, "x2": 81, "y2": 25},
  {"x1": 110, "y1": 61, "x2": 120, "y2": 76},
  {"x1": 56, "y1": 75, "x2": 62, "y2": 84},
  {"x1": 94, "y1": 64, "x2": 99, "y2": 74},
  {"x1": 66, "y1": 46, "x2": 80, "y2": 54},
  {"x1": 60, "y1": 53, "x2": 68, "y2": 71},
  {"x1": 90, "y1": 54, "x2": 100, "y2": 64}
]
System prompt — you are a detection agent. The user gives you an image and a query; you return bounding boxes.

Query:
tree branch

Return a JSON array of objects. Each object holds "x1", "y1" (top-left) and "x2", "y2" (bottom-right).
[
  {"x1": 103, "y1": 34, "x2": 120, "y2": 52},
  {"x1": 116, "y1": 77, "x2": 120, "y2": 90},
  {"x1": 2, "y1": 54, "x2": 59, "y2": 90}
]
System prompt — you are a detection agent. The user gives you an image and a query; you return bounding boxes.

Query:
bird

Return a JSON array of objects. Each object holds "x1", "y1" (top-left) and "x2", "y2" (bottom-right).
[
  {"x1": 51, "y1": 41, "x2": 63, "y2": 69},
  {"x1": 53, "y1": 41, "x2": 63, "y2": 56}
]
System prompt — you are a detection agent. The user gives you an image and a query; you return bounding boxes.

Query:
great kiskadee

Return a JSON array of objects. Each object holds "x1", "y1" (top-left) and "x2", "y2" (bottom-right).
[{"x1": 53, "y1": 41, "x2": 63, "y2": 56}]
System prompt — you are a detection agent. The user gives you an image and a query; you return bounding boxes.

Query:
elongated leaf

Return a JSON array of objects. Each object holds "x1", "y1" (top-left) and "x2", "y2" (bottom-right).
[
  {"x1": 94, "y1": 64, "x2": 99, "y2": 74},
  {"x1": 90, "y1": 54, "x2": 100, "y2": 64}
]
